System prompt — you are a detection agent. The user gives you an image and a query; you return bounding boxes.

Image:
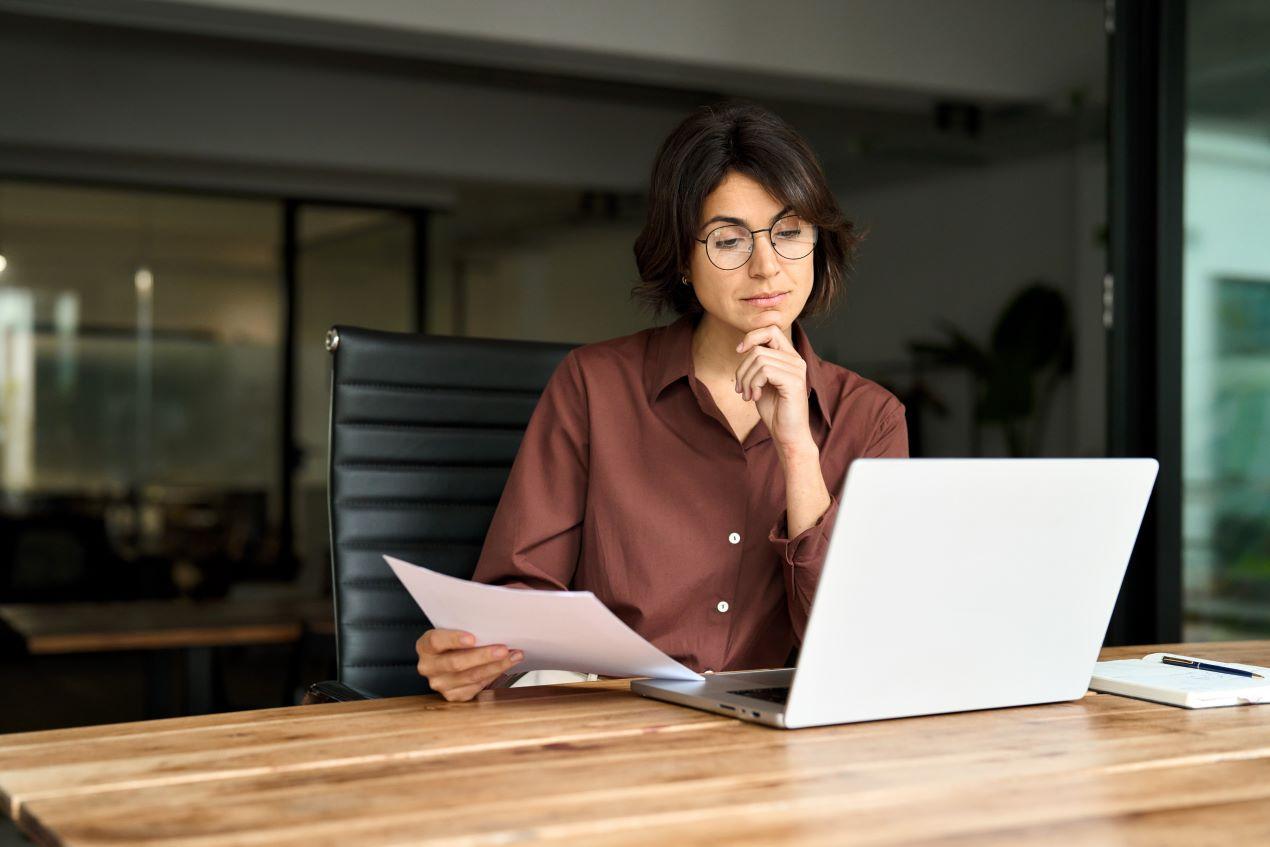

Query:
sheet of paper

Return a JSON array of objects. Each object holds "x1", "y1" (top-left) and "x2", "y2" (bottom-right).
[{"x1": 384, "y1": 556, "x2": 702, "y2": 681}]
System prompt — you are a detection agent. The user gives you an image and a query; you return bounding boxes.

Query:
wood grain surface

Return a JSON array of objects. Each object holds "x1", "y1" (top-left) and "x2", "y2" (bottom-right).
[
  {"x1": 0, "y1": 596, "x2": 333, "y2": 653},
  {"x1": 1, "y1": 641, "x2": 1268, "y2": 846}
]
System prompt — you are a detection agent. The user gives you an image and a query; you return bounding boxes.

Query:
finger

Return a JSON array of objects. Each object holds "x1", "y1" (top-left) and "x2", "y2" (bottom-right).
[
  {"x1": 736, "y1": 324, "x2": 794, "y2": 355},
  {"x1": 422, "y1": 629, "x2": 476, "y2": 654},
  {"x1": 418, "y1": 643, "x2": 502, "y2": 679},
  {"x1": 437, "y1": 643, "x2": 510, "y2": 674},
  {"x1": 455, "y1": 651, "x2": 524, "y2": 687},
  {"x1": 736, "y1": 348, "x2": 781, "y2": 394},
  {"x1": 751, "y1": 364, "x2": 798, "y2": 401},
  {"x1": 738, "y1": 354, "x2": 801, "y2": 402},
  {"x1": 432, "y1": 651, "x2": 521, "y2": 689},
  {"x1": 736, "y1": 325, "x2": 782, "y2": 354},
  {"x1": 751, "y1": 370, "x2": 776, "y2": 404},
  {"x1": 434, "y1": 651, "x2": 523, "y2": 693},
  {"x1": 735, "y1": 346, "x2": 805, "y2": 391},
  {"x1": 734, "y1": 346, "x2": 778, "y2": 396},
  {"x1": 442, "y1": 683, "x2": 484, "y2": 702},
  {"x1": 744, "y1": 360, "x2": 804, "y2": 404},
  {"x1": 437, "y1": 680, "x2": 483, "y2": 702},
  {"x1": 739, "y1": 356, "x2": 771, "y2": 402}
]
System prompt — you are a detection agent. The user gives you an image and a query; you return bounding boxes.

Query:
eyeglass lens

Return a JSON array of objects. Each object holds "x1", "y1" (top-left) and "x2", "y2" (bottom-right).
[{"x1": 704, "y1": 216, "x2": 817, "y2": 270}]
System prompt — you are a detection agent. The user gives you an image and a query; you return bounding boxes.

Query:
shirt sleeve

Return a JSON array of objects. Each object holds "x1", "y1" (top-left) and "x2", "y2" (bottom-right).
[
  {"x1": 768, "y1": 399, "x2": 909, "y2": 640},
  {"x1": 471, "y1": 349, "x2": 589, "y2": 592}
]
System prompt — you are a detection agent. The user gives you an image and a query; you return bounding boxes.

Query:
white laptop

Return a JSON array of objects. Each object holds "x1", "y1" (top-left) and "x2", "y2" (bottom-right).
[{"x1": 632, "y1": 458, "x2": 1159, "y2": 729}]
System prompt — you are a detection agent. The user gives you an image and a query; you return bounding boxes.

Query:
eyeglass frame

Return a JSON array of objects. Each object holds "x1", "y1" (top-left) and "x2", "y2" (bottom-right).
[{"x1": 692, "y1": 214, "x2": 818, "y2": 271}]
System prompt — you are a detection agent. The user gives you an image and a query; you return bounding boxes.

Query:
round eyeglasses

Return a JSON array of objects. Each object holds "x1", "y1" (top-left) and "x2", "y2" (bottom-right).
[{"x1": 694, "y1": 215, "x2": 818, "y2": 271}]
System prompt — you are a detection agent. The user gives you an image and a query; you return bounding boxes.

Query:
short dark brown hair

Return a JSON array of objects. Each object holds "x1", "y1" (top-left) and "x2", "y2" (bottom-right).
[{"x1": 632, "y1": 100, "x2": 863, "y2": 319}]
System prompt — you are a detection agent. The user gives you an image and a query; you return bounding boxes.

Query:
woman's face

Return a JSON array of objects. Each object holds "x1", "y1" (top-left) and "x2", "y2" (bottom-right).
[{"x1": 687, "y1": 170, "x2": 815, "y2": 334}]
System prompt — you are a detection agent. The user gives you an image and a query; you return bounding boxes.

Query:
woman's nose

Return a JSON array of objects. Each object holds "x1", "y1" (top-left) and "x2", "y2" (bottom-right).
[{"x1": 749, "y1": 233, "x2": 781, "y2": 276}]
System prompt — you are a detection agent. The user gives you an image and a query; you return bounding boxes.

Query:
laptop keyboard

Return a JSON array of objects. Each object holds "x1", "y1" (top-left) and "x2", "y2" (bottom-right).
[{"x1": 729, "y1": 686, "x2": 790, "y2": 704}]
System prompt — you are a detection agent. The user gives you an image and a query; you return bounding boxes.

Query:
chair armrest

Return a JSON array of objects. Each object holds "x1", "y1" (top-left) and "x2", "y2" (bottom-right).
[
  {"x1": 302, "y1": 680, "x2": 379, "y2": 704},
  {"x1": 303, "y1": 673, "x2": 527, "y2": 705}
]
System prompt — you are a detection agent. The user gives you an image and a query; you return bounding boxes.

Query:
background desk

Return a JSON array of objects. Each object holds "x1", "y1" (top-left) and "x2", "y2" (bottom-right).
[
  {"x1": 1, "y1": 641, "x2": 1268, "y2": 846},
  {"x1": 0, "y1": 596, "x2": 333, "y2": 717}
]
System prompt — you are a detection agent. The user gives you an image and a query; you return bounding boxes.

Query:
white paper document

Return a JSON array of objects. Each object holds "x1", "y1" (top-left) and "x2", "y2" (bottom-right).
[{"x1": 384, "y1": 556, "x2": 702, "y2": 681}]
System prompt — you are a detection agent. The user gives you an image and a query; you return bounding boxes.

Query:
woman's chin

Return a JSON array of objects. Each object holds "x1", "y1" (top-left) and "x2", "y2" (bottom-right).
[{"x1": 741, "y1": 306, "x2": 786, "y2": 323}]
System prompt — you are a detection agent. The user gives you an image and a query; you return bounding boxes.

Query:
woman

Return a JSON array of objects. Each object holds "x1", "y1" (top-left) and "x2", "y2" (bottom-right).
[{"x1": 416, "y1": 101, "x2": 908, "y2": 701}]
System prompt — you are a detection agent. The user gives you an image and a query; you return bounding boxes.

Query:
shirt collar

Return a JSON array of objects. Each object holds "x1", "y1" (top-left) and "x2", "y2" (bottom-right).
[{"x1": 643, "y1": 312, "x2": 835, "y2": 429}]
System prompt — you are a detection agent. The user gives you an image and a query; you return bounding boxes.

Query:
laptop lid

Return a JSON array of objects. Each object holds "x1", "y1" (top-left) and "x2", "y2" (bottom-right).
[{"x1": 784, "y1": 458, "x2": 1158, "y2": 729}]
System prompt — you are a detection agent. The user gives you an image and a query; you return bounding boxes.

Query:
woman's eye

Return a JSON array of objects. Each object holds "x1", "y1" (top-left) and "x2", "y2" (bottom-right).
[
  {"x1": 714, "y1": 238, "x2": 742, "y2": 249},
  {"x1": 775, "y1": 228, "x2": 801, "y2": 240}
]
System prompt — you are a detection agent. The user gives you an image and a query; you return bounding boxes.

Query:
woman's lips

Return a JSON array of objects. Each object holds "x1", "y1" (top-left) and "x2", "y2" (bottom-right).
[{"x1": 743, "y1": 292, "x2": 787, "y2": 308}]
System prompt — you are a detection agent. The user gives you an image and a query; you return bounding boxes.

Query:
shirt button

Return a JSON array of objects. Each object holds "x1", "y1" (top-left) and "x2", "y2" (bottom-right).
[
  {"x1": 704, "y1": 669, "x2": 714, "y2": 674},
  {"x1": 728, "y1": 532, "x2": 741, "y2": 544},
  {"x1": 716, "y1": 600, "x2": 730, "y2": 613}
]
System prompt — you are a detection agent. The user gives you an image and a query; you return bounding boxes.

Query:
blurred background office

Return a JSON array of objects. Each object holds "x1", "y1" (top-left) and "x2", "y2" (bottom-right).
[{"x1": 0, "y1": 0, "x2": 1264, "y2": 730}]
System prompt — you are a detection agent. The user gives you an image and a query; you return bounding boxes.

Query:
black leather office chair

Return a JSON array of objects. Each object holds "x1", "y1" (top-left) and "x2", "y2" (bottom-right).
[{"x1": 307, "y1": 325, "x2": 576, "y2": 701}]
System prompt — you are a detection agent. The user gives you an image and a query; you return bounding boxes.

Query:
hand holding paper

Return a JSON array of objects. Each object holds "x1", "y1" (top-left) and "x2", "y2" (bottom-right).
[{"x1": 385, "y1": 556, "x2": 702, "y2": 681}]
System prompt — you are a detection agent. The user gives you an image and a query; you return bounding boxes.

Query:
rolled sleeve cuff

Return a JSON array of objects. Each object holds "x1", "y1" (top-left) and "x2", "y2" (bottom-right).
[{"x1": 767, "y1": 493, "x2": 839, "y2": 569}]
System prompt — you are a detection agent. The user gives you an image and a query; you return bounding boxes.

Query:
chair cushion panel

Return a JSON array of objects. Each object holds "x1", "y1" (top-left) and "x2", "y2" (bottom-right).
[
  {"x1": 335, "y1": 384, "x2": 540, "y2": 427},
  {"x1": 334, "y1": 465, "x2": 511, "y2": 501},
  {"x1": 333, "y1": 508, "x2": 495, "y2": 547},
  {"x1": 336, "y1": 329, "x2": 570, "y2": 391},
  {"x1": 333, "y1": 426, "x2": 525, "y2": 465},
  {"x1": 336, "y1": 545, "x2": 481, "y2": 575},
  {"x1": 338, "y1": 589, "x2": 426, "y2": 625}
]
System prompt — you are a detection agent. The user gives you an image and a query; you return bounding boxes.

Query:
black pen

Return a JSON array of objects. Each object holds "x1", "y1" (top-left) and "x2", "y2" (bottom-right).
[{"x1": 1162, "y1": 655, "x2": 1263, "y2": 679}]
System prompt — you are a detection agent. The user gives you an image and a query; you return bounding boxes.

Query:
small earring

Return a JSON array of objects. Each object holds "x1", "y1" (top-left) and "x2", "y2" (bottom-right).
[{"x1": 681, "y1": 275, "x2": 689, "y2": 286}]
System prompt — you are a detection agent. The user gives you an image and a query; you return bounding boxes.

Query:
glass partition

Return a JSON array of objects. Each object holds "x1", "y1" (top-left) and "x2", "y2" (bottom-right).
[
  {"x1": 1182, "y1": 0, "x2": 1270, "y2": 638},
  {"x1": 0, "y1": 181, "x2": 282, "y2": 599}
]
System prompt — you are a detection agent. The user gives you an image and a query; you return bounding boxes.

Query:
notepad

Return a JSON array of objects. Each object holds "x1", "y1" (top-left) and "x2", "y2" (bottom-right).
[{"x1": 1090, "y1": 652, "x2": 1270, "y2": 708}]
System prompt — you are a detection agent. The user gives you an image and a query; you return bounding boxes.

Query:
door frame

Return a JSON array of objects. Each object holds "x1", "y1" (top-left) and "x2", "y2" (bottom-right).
[{"x1": 1104, "y1": 0, "x2": 1185, "y2": 645}]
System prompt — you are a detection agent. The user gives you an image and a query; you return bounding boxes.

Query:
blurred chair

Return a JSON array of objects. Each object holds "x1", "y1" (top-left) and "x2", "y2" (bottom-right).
[{"x1": 307, "y1": 325, "x2": 576, "y2": 702}]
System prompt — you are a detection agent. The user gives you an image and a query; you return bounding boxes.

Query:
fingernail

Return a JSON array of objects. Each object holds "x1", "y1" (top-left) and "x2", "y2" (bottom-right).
[
  {"x1": 461, "y1": 634, "x2": 475, "y2": 646},
  {"x1": 492, "y1": 646, "x2": 507, "y2": 658},
  {"x1": 511, "y1": 651, "x2": 523, "y2": 662},
  {"x1": 736, "y1": 343, "x2": 743, "y2": 351}
]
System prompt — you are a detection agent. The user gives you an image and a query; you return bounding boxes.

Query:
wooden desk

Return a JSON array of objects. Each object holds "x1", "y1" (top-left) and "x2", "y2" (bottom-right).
[
  {"x1": 1, "y1": 641, "x2": 1268, "y2": 846},
  {"x1": 0, "y1": 597, "x2": 332, "y2": 654},
  {"x1": 0, "y1": 596, "x2": 334, "y2": 717}
]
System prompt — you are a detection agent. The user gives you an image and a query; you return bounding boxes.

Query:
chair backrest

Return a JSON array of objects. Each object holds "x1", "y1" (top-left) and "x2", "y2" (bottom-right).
[{"x1": 326, "y1": 325, "x2": 577, "y2": 697}]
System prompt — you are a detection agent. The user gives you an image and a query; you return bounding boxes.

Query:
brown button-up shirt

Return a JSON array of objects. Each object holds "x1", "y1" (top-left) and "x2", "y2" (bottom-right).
[{"x1": 472, "y1": 312, "x2": 908, "y2": 673}]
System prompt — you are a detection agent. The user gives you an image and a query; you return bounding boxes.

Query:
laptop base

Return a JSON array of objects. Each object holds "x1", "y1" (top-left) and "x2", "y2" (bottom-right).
[{"x1": 632, "y1": 668, "x2": 794, "y2": 729}]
